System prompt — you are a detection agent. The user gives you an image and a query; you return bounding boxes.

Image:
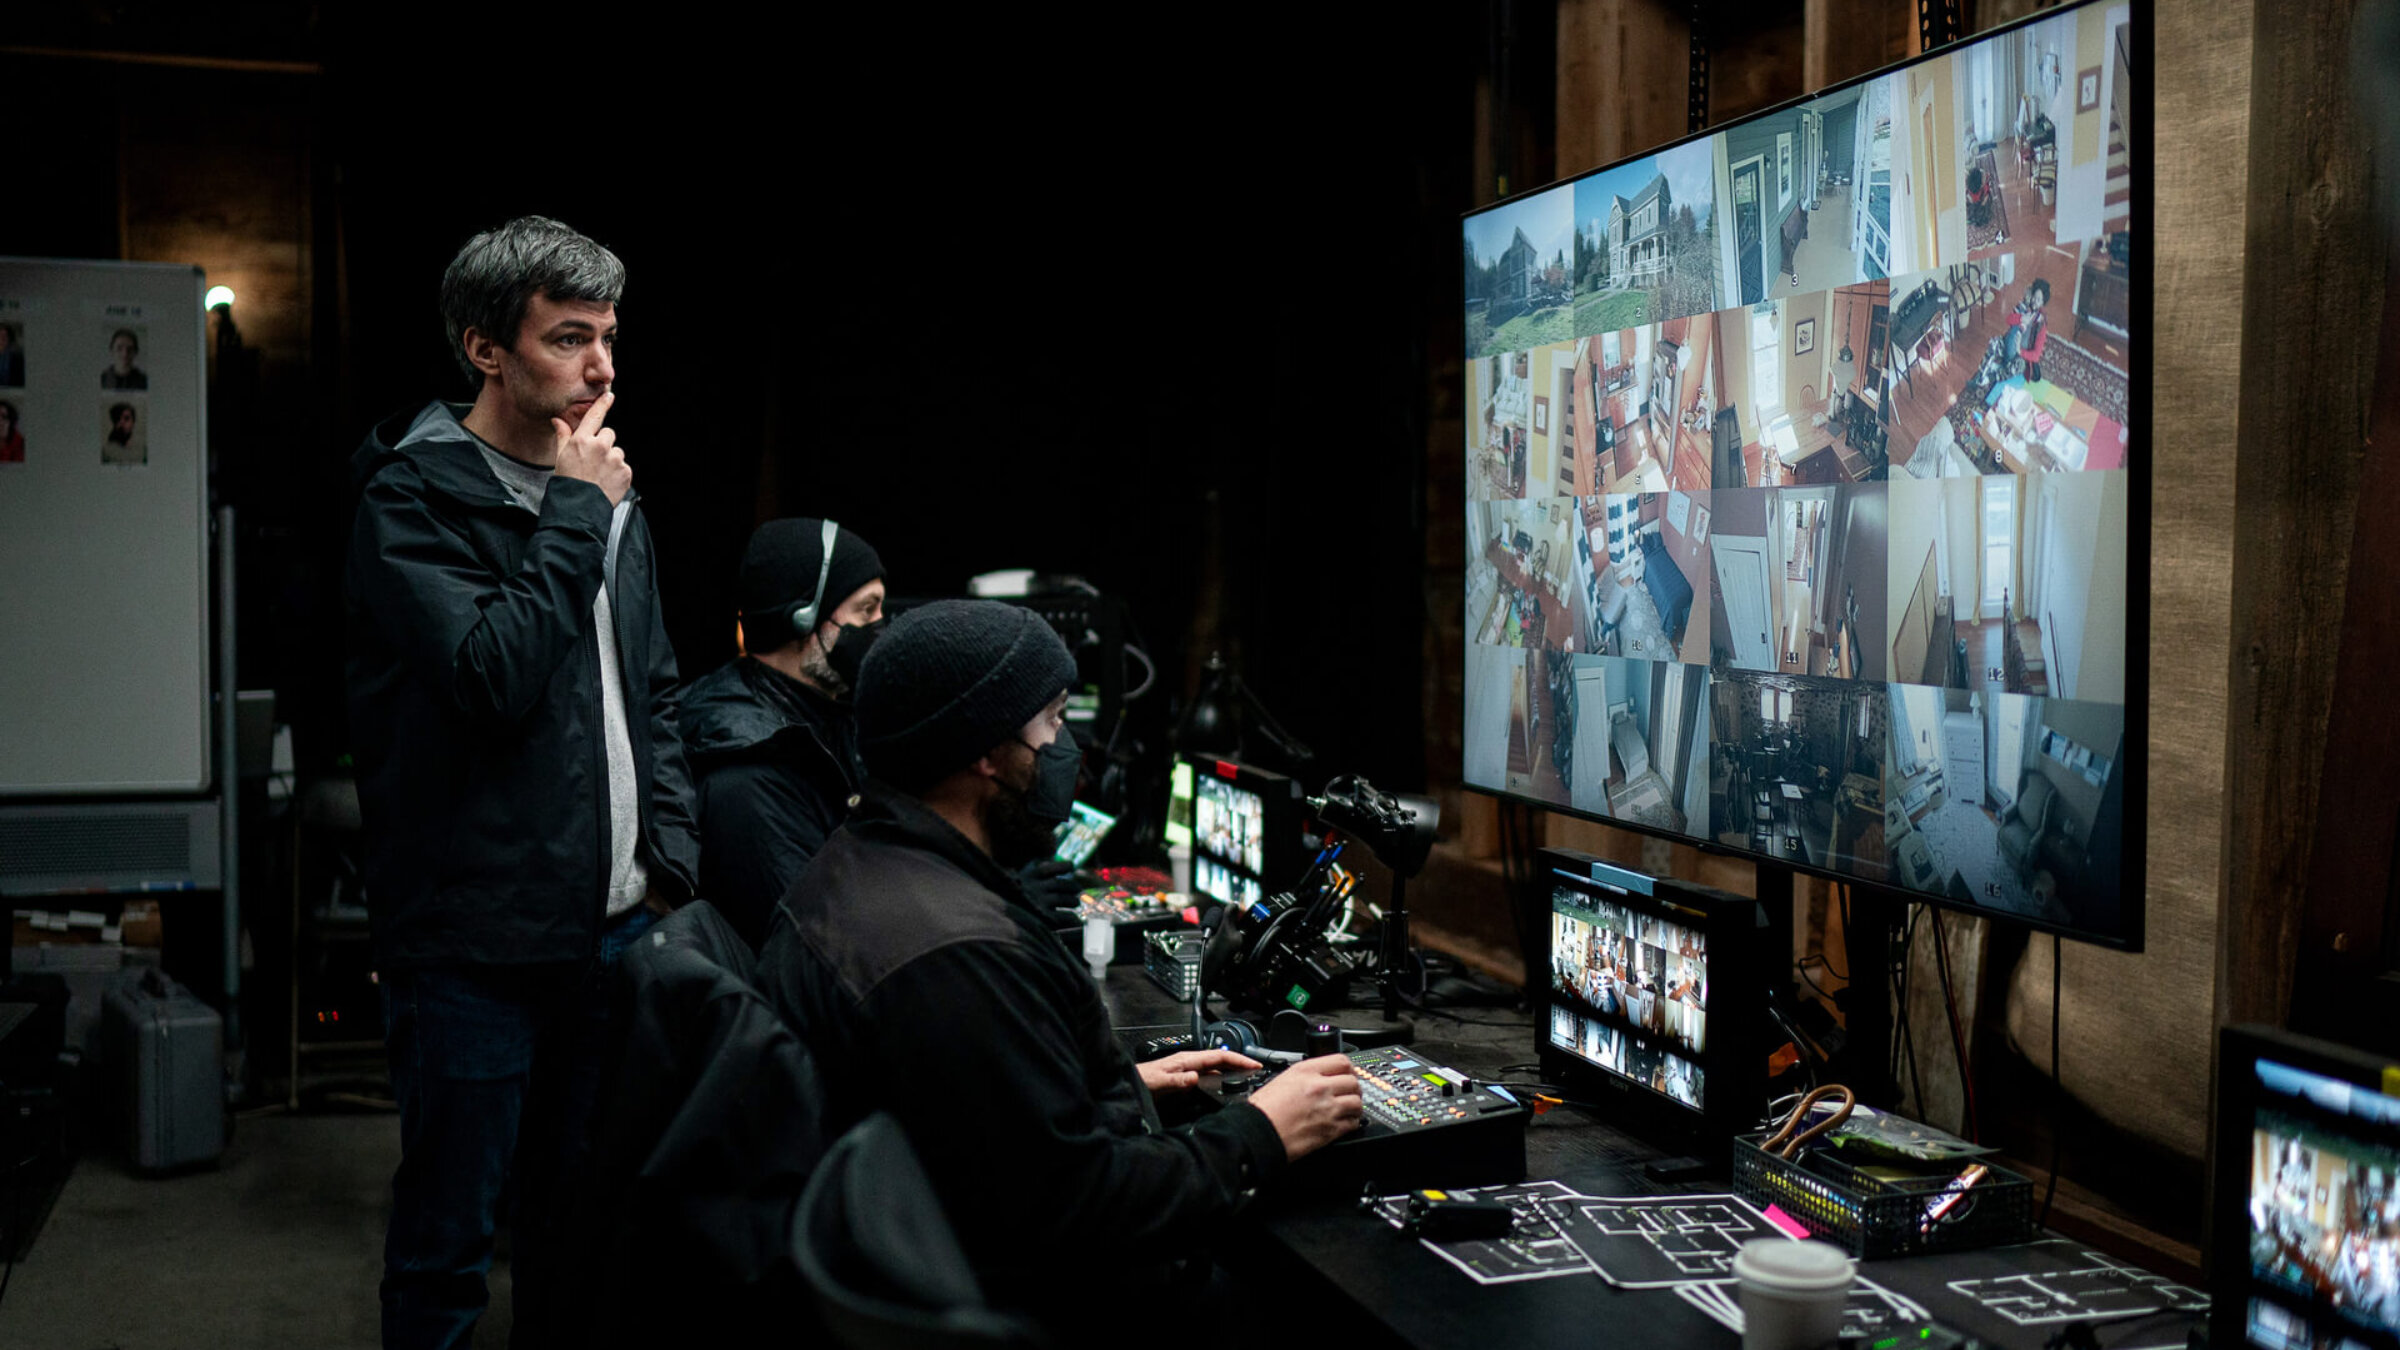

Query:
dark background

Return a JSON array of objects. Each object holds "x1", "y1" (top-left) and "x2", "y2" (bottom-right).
[{"x1": 5, "y1": 6, "x2": 1498, "y2": 797}]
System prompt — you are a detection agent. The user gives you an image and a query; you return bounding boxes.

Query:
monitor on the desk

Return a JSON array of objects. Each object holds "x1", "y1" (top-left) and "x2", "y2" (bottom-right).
[
  {"x1": 1537, "y1": 847, "x2": 1768, "y2": 1152},
  {"x1": 1179, "y1": 754, "x2": 1305, "y2": 908},
  {"x1": 1458, "y1": 0, "x2": 2147, "y2": 952},
  {"x1": 2214, "y1": 1026, "x2": 2400, "y2": 1350}
]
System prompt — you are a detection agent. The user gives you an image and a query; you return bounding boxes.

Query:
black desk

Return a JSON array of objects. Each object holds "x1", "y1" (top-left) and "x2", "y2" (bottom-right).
[{"x1": 1100, "y1": 966, "x2": 2202, "y2": 1350}]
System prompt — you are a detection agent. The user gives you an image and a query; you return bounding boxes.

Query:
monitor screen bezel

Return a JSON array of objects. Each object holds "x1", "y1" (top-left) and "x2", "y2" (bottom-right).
[
  {"x1": 1174, "y1": 753, "x2": 1307, "y2": 904},
  {"x1": 2213, "y1": 1024, "x2": 2400, "y2": 1350},
  {"x1": 1456, "y1": 0, "x2": 2150, "y2": 952},
  {"x1": 1533, "y1": 846, "x2": 1769, "y2": 1153}
]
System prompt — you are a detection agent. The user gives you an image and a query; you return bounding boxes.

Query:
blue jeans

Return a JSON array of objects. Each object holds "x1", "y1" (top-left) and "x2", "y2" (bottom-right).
[{"x1": 379, "y1": 905, "x2": 657, "y2": 1350}]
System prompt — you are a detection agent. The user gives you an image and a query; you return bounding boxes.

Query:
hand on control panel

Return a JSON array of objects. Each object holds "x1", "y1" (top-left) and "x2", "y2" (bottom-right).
[
  {"x1": 1248, "y1": 1054, "x2": 1364, "y2": 1160},
  {"x1": 1137, "y1": 1048, "x2": 1259, "y2": 1095}
]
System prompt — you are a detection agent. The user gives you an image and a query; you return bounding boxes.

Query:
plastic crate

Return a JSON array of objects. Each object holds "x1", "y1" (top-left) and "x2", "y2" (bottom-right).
[{"x1": 1730, "y1": 1131, "x2": 2033, "y2": 1259}]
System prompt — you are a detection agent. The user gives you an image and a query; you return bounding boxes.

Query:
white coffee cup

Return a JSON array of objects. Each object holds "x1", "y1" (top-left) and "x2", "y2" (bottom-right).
[{"x1": 1731, "y1": 1237, "x2": 1854, "y2": 1350}]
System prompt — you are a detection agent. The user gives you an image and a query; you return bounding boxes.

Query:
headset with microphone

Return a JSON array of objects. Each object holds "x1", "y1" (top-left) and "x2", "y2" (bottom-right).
[{"x1": 785, "y1": 518, "x2": 842, "y2": 642}]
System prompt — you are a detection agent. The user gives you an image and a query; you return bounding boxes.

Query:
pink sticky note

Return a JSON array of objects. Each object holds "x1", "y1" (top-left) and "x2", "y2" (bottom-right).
[{"x1": 1761, "y1": 1203, "x2": 1811, "y2": 1240}]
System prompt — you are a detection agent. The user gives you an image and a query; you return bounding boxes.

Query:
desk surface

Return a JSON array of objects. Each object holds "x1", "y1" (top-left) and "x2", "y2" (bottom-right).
[{"x1": 1101, "y1": 967, "x2": 2202, "y2": 1350}]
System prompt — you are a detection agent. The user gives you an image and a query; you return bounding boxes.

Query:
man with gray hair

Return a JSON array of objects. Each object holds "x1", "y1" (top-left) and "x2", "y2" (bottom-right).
[{"x1": 346, "y1": 215, "x2": 701, "y2": 1348}]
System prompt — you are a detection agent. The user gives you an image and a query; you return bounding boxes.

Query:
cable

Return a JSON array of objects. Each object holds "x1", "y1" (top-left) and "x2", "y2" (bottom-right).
[
  {"x1": 2040, "y1": 931, "x2": 2063, "y2": 1229},
  {"x1": 1927, "y1": 905, "x2": 1980, "y2": 1142},
  {"x1": 1121, "y1": 644, "x2": 1157, "y2": 701},
  {"x1": 1894, "y1": 906, "x2": 1927, "y2": 1120}
]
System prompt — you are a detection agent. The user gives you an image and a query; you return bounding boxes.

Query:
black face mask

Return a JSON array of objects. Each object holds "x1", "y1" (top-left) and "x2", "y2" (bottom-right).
[
  {"x1": 822, "y1": 617, "x2": 887, "y2": 693},
  {"x1": 1014, "y1": 729, "x2": 1081, "y2": 824}
]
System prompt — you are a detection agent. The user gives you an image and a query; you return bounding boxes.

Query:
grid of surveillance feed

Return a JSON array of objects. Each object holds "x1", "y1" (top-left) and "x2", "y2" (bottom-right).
[
  {"x1": 1548, "y1": 884, "x2": 1708, "y2": 1110},
  {"x1": 1193, "y1": 774, "x2": 1267, "y2": 908},
  {"x1": 2242, "y1": 1057, "x2": 2400, "y2": 1350},
  {"x1": 1460, "y1": 0, "x2": 2136, "y2": 943}
]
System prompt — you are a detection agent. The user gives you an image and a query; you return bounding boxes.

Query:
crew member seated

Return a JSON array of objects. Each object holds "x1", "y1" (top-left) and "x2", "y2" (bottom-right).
[
  {"x1": 756, "y1": 599, "x2": 1363, "y2": 1339},
  {"x1": 681, "y1": 518, "x2": 883, "y2": 952}
]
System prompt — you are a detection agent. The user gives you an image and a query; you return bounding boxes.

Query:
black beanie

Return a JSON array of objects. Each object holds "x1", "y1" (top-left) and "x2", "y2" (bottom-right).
[
  {"x1": 736, "y1": 518, "x2": 885, "y2": 651},
  {"x1": 855, "y1": 600, "x2": 1077, "y2": 793}
]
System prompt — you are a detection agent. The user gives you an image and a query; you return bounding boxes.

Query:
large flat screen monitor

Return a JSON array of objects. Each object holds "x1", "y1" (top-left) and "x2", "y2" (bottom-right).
[
  {"x1": 2214, "y1": 1026, "x2": 2400, "y2": 1350},
  {"x1": 1459, "y1": 0, "x2": 2145, "y2": 949}
]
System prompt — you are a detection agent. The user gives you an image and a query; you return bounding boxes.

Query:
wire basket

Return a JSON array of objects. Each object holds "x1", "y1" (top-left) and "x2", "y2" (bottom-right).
[
  {"x1": 1144, "y1": 930, "x2": 1204, "y2": 1001},
  {"x1": 1730, "y1": 1132, "x2": 2034, "y2": 1259}
]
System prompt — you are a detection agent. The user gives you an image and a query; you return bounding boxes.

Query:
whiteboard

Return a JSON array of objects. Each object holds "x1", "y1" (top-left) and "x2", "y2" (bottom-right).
[{"x1": 0, "y1": 259, "x2": 211, "y2": 794}]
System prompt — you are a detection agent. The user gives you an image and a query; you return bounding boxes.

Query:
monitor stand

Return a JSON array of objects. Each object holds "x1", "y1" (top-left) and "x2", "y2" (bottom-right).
[{"x1": 1756, "y1": 858, "x2": 1901, "y2": 1108}]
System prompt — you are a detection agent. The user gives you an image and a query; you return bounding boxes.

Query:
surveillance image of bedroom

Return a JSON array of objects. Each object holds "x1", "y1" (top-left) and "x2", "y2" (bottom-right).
[
  {"x1": 1560, "y1": 312, "x2": 1724, "y2": 497},
  {"x1": 1708, "y1": 671, "x2": 1888, "y2": 877},
  {"x1": 1884, "y1": 685, "x2": 2125, "y2": 929},
  {"x1": 1885, "y1": 471, "x2": 2126, "y2": 705},
  {"x1": 1570, "y1": 490, "x2": 1712, "y2": 666},
  {"x1": 1707, "y1": 483, "x2": 1887, "y2": 680},
  {"x1": 1714, "y1": 284, "x2": 1893, "y2": 488},
  {"x1": 1714, "y1": 73, "x2": 1898, "y2": 306},
  {"x1": 1563, "y1": 655, "x2": 1710, "y2": 833}
]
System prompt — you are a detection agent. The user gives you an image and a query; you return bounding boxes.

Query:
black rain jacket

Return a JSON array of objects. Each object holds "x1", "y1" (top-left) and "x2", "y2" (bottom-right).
[
  {"x1": 344, "y1": 401, "x2": 702, "y2": 967},
  {"x1": 755, "y1": 783, "x2": 1285, "y2": 1333},
  {"x1": 680, "y1": 657, "x2": 864, "y2": 953}
]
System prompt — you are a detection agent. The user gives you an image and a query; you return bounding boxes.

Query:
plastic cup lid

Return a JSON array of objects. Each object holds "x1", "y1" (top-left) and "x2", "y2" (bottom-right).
[{"x1": 1731, "y1": 1238, "x2": 1854, "y2": 1292}]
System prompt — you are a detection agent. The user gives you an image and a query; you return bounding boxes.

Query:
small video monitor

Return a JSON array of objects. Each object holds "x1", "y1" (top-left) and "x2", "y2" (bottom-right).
[
  {"x1": 1176, "y1": 754, "x2": 1303, "y2": 907},
  {"x1": 1164, "y1": 759, "x2": 1194, "y2": 850},
  {"x1": 1535, "y1": 846, "x2": 1766, "y2": 1153},
  {"x1": 1052, "y1": 801, "x2": 1116, "y2": 868},
  {"x1": 2215, "y1": 1026, "x2": 2400, "y2": 1350}
]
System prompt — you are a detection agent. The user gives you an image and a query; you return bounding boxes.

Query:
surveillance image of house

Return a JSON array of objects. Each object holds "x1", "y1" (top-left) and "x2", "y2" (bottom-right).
[
  {"x1": 1884, "y1": 685, "x2": 2126, "y2": 931},
  {"x1": 1563, "y1": 654, "x2": 1710, "y2": 834},
  {"x1": 1464, "y1": 183, "x2": 1575, "y2": 358},
  {"x1": 1714, "y1": 73, "x2": 1897, "y2": 306},
  {"x1": 1708, "y1": 671, "x2": 1888, "y2": 877},
  {"x1": 1570, "y1": 139, "x2": 1721, "y2": 335},
  {"x1": 1707, "y1": 483, "x2": 1887, "y2": 680},
  {"x1": 1571, "y1": 490, "x2": 1712, "y2": 666},
  {"x1": 1559, "y1": 311, "x2": 1724, "y2": 498},
  {"x1": 1886, "y1": 471, "x2": 2126, "y2": 705}
]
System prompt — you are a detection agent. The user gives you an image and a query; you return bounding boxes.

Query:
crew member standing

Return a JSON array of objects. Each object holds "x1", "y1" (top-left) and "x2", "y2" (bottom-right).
[{"x1": 346, "y1": 215, "x2": 701, "y2": 1349}]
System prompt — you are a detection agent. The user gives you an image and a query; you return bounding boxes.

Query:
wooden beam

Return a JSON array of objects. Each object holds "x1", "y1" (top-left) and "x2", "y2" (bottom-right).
[
  {"x1": 1804, "y1": 0, "x2": 1902, "y2": 92},
  {"x1": 2216, "y1": 0, "x2": 2384, "y2": 1030},
  {"x1": 1555, "y1": 0, "x2": 1691, "y2": 177}
]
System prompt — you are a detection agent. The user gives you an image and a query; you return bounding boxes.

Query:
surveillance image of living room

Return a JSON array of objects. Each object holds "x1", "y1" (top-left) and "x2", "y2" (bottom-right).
[
  {"x1": 1558, "y1": 312, "x2": 1724, "y2": 498},
  {"x1": 1886, "y1": 471, "x2": 2127, "y2": 704},
  {"x1": 1707, "y1": 483, "x2": 1887, "y2": 680},
  {"x1": 1561, "y1": 654, "x2": 1709, "y2": 833},
  {"x1": 1714, "y1": 284, "x2": 1893, "y2": 488},
  {"x1": 1716, "y1": 73, "x2": 1897, "y2": 307},
  {"x1": 1881, "y1": 3, "x2": 2133, "y2": 478},
  {"x1": 1570, "y1": 490, "x2": 1712, "y2": 666},
  {"x1": 1883, "y1": 684, "x2": 2125, "y2": 929},
  {"x1": 1468, "y1": 346, "x2": 1538, "y2": 500},
  {"x1": 1707, "y1": 671, "x2": 1888, "y2": 877}
]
